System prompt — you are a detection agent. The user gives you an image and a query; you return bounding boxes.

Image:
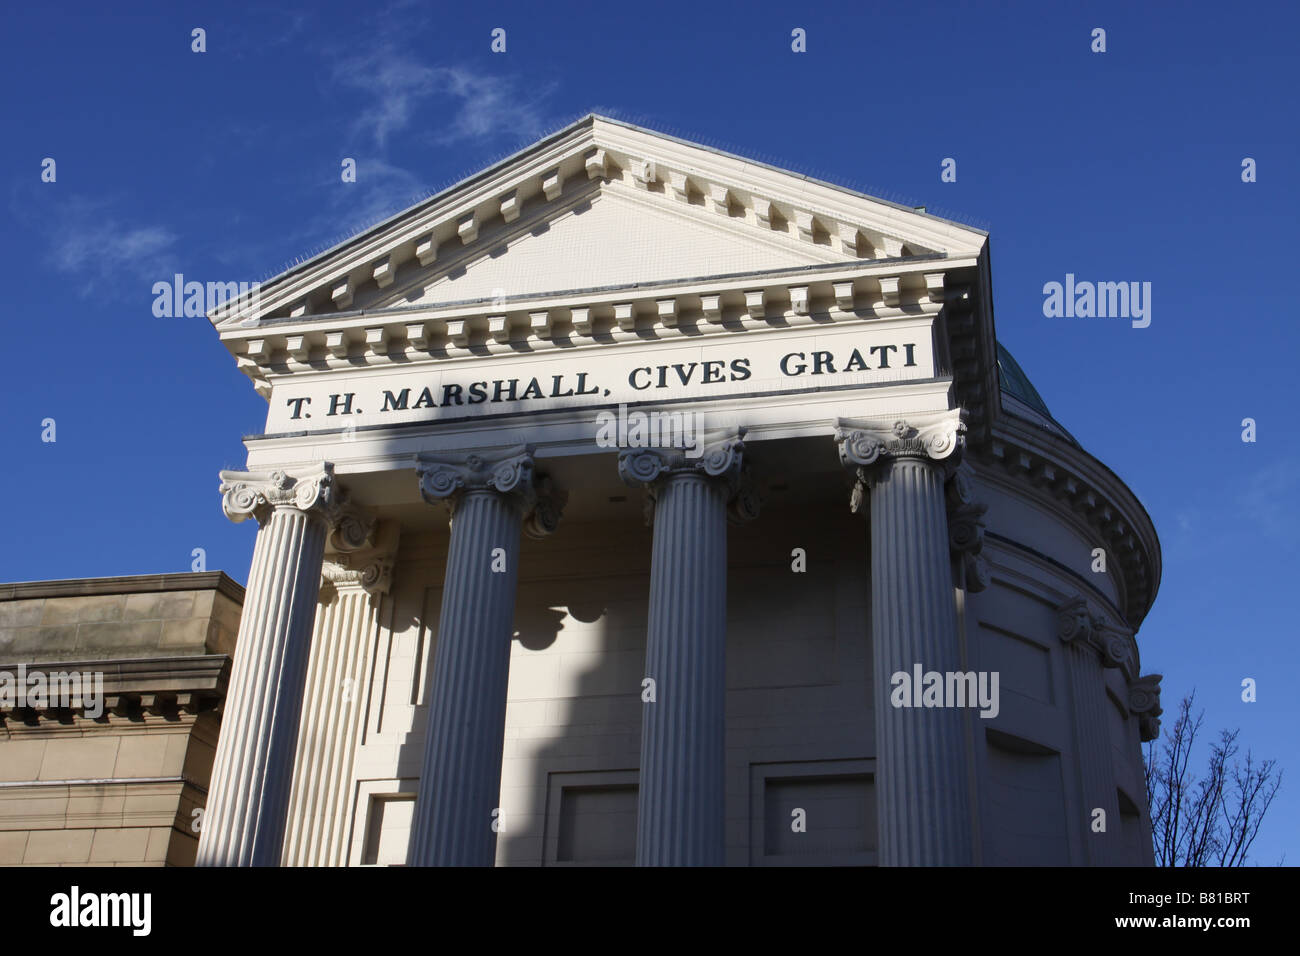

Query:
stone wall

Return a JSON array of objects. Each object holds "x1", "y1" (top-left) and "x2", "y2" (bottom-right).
[{"x1": 0, "y1": 572, "x2": 241, "y2": 866}]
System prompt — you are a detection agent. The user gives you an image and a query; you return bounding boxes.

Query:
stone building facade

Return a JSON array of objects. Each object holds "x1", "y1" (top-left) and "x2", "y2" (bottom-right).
[
  {"x1": 0, "y1": 573, "x2": 241, "y2": 866},
  {"x1": 31, "y1": 115, "x2": 1159, "y2": 867}
]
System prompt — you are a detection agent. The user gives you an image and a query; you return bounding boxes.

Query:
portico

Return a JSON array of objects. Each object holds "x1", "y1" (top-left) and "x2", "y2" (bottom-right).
[{"x1": 198, "y1": 115, "x2": 1162, "y2": 867}]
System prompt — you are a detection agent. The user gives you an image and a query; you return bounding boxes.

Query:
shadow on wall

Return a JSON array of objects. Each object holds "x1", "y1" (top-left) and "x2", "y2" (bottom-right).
[{"x1": 391, "y1": 508, "x2": 652, "y2": 867}]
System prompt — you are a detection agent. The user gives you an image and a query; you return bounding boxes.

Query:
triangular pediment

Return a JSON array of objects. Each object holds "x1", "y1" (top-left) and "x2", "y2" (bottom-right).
[
  {"x1": 211, "y1": 114, "x2": 986, "y2": 329},
  {"x1": 388, "y1": 186, "x2": 849, "y2": 309}
]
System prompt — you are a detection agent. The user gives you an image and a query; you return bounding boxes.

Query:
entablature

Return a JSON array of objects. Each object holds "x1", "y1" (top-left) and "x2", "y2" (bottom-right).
[{"x1": 224, "y1": 257, "x2": 971, "y2": 399}]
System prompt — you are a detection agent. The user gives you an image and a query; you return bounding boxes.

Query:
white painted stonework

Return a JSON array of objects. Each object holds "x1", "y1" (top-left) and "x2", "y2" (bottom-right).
[{"x1": 200, "y1": 115, "x2": 1162, "y2": 867}]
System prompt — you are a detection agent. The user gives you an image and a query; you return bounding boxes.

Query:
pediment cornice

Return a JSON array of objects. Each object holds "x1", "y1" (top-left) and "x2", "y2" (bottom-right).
[
  {"x1": 224, "y1": 255, "x2": 970, "y2": 399},
  {"x1": 210, "y1": 115, "x2": 987, "y2": 334}
]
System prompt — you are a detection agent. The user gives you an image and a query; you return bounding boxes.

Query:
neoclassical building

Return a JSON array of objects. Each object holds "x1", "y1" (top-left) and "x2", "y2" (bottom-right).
[{"x1": 198, "y1": 115, "x2": 1162, "y2": 867}]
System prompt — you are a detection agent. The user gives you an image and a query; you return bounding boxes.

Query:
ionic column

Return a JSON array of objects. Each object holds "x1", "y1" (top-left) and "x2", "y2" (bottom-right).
[
  {"x1": 836, "y1": 413, "x2": 974, "y2": 866},
  {"x1": 619, "y1": 432, "x2": 758, "y2": 867},
  {"x1": 197, "y1": 463, "x2": 343, "y2": 867},
  {"x1": 408, "y1": 447, "x2": 562, "y2": 866},
  {"x1": 283, "y1": 520, "x2": 398, "y2": 866}
]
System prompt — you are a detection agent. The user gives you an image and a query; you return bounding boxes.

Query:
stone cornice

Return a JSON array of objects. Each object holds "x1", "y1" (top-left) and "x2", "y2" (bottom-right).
[
  {"x1": 982, "y1": 416, "x2": 1161, "y2": 629},
  {"x1": 0, "y1": 654, "x2": 230, "y2": 729},
  {"x1": 222, "y1": 259, "x2": 957, "y2": 398},
  {"x1": 211, "y1": 114, "x2": 984, "y2": 332},
  {"x1": 941, "y1": 267, "x2": 999, "y2": 450},
  {"x1": 0, "y1": 571, "x2": 244, "y2": 606}
]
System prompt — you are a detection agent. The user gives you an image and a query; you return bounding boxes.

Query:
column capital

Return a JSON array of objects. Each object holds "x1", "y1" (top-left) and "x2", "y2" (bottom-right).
[
  {"x1": 219, "y1": 463, "x2": 337, "y2": 525},
  {"x1": 834, "y1": 410, "x2": 966, "y2": 474},
  {"x1": 1056, "y1": 595, "x2": 1136, "y2": 673},
  {"x1": 327, "y1": 498, "x2": 377, "y2": 553},
  {"x1": 618, "y1": 429, "x2": 759, "y2": 524},
  {"x1": 835, "y1": 411, "x2": 966, "y2": 518},
  {"x1": 1128, "y1": 673, "x2": 1164, "y2": 741},
  {"x1": 415, "y1": 445, "x2": 565, "y2": 537},
  {"x1": 322, "y1": 520, "x2": 400, "y2": 597}
]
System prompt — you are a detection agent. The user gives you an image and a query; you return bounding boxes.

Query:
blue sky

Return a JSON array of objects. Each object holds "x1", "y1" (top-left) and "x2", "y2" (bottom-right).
[{"x1": 2, "y1": 0, "x2": 1296, "y2": 863}]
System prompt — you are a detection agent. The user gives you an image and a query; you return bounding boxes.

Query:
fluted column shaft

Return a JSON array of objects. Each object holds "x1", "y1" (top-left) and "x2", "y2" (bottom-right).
[
  {"x1": 870, "y1": 456, "x2": 973, "y2": 865},
  {"x1": 837, "y1": 412, "x2": 972, "y2": 866},
  {"x1": 409, "y1": 490, "x2": 522, "y2": 866},
  {"x1": 637, "y1": 473, "x2": 728, "y2": 866},
  {"x1": 619, "y1": 432, "x2": 752, "y2": 867},
  {"x1": 283, "y1": 582, "x2": 377, "y2": 865},
  {"x1": 197, "y1": 502, "x2": 329, "y2": 866},
  {"x1": 1067, "y1": 644, "x2": 1121, "y2": 864},
  {"x1": 408, "y1": 445, "x2": 559, "y2": 867}
]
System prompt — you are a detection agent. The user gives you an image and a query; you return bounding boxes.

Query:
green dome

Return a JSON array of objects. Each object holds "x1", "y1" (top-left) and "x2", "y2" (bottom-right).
[
  {"x1": 996, "y1": 342, "x2": 1077, "y2": 445},
  {"x1": 996, "y1": 342, "x2": 1052, "y2": 417}
]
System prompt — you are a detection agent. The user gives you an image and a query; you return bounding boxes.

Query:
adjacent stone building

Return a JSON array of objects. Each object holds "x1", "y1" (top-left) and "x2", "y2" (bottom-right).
[{"x1": 0, "y1": 573, "x2": 241, "y2": 866}]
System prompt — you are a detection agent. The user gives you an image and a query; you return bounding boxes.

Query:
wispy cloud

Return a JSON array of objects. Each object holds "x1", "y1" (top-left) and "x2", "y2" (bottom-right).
[
  {"x1": 433, "y1": 66, "x2": 559, "y2": 145},
  {"x1": 1237, "y1": 458, "x2": 1300, "y2": 548},
  {"x1": 331, "y1": 43, "x2": 558, "y2": 150},
  {"x1": 35, "y1": 195, "x2": 179, "y2": 298},
  {"x1": 326, "y1": 157, "x2": 432, "y2": 233}
]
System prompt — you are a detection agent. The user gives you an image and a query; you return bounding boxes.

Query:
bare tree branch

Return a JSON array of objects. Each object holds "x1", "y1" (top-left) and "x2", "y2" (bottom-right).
[{"x1": 1143, "y1": 690, "x2": 1283, "y2": 867}]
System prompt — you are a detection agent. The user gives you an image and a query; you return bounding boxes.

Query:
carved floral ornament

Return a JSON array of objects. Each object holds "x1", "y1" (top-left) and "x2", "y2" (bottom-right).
[
  {"x1": 1056, "y1": 596, "x2": 1162, "y2": 741},
  {"x1": 616, "y1": 428, "x2": 759, "y2": 525},
  {"x1": 414, "y1": 445, "x2": 566, "y2": 539}
]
